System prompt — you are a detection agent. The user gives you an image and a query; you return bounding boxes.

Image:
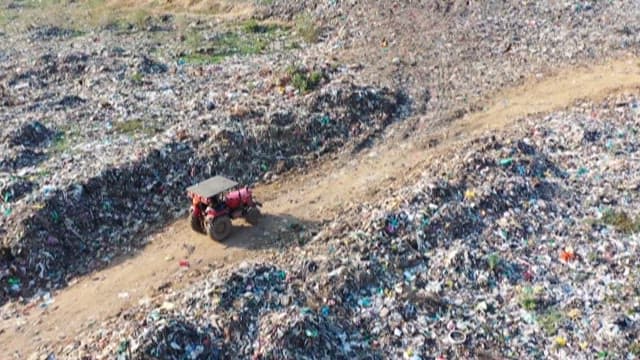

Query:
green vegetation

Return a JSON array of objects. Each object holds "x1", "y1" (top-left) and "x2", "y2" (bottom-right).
[
  {"x1": 242, "y1": 19, "x2": 283, "y2": 34},
  {"x1": 486, "y1": 253, "x2": 500, "y2": 271},
  {"x1": 129, "y1": 8, "x2": 150, "y2": 30},
  {"x1": 181, "y1": 31, "x2": 269, "y2": 64},
  {"x1": 184, "y1": 29, "x2": 204, "y2": 49},
  {"x1": 0, "y1": 9, "x2": 19, "y2": 28},
  {"x1": 537, "y1": 310, "x2": 563, "y2": 336},
  {"x1": 112, "y1": 119, "x2": 161, "y2": 136},
  {"x1": 520, "y1": 295, "x2": 537, "y2": 311},
  {"x1": 114, "y1": 119, "x2": 145, "y2": 135},
  {"x1": 180, "y1": 20, "x2": 290, "y2": 65},
  {"x1": 131, "y1": 72, "x2": 144, "y2": 85},
  {"x1": 601, "y1": 209, "x2": 640, "y2": 234},
  {"x1": 286, "y1": 66, "x2": 324, "y2": 93},
  {"x1": 294, "y1": 13, "x2": 320, "y2": 43},
  {"x1": 51, "y1": 132, "x2": 67, "y2": 152},
  {"x1": 518, "y1": 286, "x2": 544, "y2": 312},
  {"x1": 50, "y1": 130, "x2": 76, "y2": 154}
]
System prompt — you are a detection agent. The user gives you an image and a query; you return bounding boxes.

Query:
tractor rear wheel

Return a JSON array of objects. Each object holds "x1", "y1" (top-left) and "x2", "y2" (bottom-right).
[
  {"x1": 189, "y1": 213, "x2": 204, "y2": 233},
  {"x1": 245, "y1": 207, "x2": 260, "y2": 225},
  {"x1": 207, "y1": 216, "x2": 232, "y2": 241}
]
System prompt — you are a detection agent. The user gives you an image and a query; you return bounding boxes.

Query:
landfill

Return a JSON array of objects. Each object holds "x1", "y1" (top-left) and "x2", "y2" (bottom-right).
[
  {"x1": 2, "y1": 0, "x2": 639, "y2": 302},
  {"x1": 1, "y1": 0, "x2": 640, "y2": 359},
  {"x1": 53, "y1": 94, "x2": 639, "y2": 359},
  {"x1": 0, "y1": 20, "x2": 407, "y2": 302}
]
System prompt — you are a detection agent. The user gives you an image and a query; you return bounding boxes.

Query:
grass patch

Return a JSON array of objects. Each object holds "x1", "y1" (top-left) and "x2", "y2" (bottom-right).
[
  {"x1": 601, "y1": 209, "x2": 640, "y2": 234},
  {"x1": 537, "y1": 310, "x2": 563, "y2": 336},
  {"x1": 286, "y1": 66, "x2": 324, "y2": 94},
  {"x1": 184, "y1": 29, "x2": 204, "y2": 49},
  {"x1": 128, "y1": 8, "x2": 151, "y2": 30},
  {"x1": 112, "y1": 119, "x2": 160, "y2": 136},
  {"x1": 242, "y1": 19, "x2": 283, "y2": 34},
  {"x1": 113, "y1": 119, "x2": 144, "y2": 135},
  {"x1": 93, "y1": 7, "x2": 154, "y2": 33},
  {"x1": 0, "y1": 9, "x2": 19, "y2": 29},
  {"x1": 519, "y1": 289, "x2": 539, "y2": 311},
  {"x1": 1, "y1": 0, "x2": 158, "y2": 34},
  {"x1": 52, "y1": 133, "x2": 67, "y2": 152},
  {"x1": 215, "y1": 32, "x2": 269, "y2": 55},
  {"x1": 180, "y1": 53, "x2": 226, "y2": 65},
  {"x1": 178, "y1": 17, "x2": 294, "y2": 65},
  {"x1": 50, "y1": 130, "x2": 75, "y2": 154},
  {"x1": 181, "y1": 30, "x2": 271, "y2": 65},
  {"x1": 486, "y1": 253, "x2": 500, "y2": 271},
  {"x1": 294, "y1": 13, "x2": 320, "y2": 43},
  {"x1": 131, "y1": 72, "x2": 144, "y2": 85}
]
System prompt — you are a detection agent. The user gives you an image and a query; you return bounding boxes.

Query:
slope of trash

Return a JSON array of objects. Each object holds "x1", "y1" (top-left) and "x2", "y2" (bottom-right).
[
  {"x1": 55, "y1": 94, "x2": 640, "y2": 359},
  {"x1": 0, "y1": 16, "x2": 410, "y2": 303},
  {"x1": 2, "y1": 0, "x2": 639, "y2": 305},
  {"x1": 2, "y1": 0, "x2": 640, "y2": 358}
]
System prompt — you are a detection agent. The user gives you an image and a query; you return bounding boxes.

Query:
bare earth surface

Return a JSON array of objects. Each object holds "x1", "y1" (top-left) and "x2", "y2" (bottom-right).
[{"x1": 2, "y1": 55, "x2": 639, "y2": 356}]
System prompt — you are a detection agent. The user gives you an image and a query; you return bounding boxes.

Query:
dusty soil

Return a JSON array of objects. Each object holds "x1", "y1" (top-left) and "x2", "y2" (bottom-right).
[{"x1": 2, "y1": 55, "x2": 639, "y2": 357}]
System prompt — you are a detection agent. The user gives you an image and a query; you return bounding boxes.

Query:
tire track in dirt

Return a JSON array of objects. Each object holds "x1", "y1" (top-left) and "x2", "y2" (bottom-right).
[{"x1": 2, "y1": 56, "x2": 640, "y2": 357}]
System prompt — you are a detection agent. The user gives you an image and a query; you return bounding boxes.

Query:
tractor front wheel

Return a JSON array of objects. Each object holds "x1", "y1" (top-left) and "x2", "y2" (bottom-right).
[
  {"x1": 207, "y1": 216, "x2": 232, "y2": 241},
  {"x1": 245, "y1": 207, "x2": 260, "y2": 225},
  {"x1": 189, "y1": 212, "x2": 204, "y2": 233}
]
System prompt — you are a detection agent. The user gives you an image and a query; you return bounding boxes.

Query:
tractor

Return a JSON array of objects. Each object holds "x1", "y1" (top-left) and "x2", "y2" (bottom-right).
[{"x1": 186, "y1": 176, "x2": 262, "y2": 241}]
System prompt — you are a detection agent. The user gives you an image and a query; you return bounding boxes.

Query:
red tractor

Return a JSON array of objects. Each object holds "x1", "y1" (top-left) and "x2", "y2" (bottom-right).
[{"x1": 186, "y1": 176, "x2": 262, "y2": 241}]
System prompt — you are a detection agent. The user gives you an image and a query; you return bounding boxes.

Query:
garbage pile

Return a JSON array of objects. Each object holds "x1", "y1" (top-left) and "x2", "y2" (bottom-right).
[
  {"x1": 3, "y1": 0, "x2": 640, "y2": 356},
  {"x1": 0, "y1": 76, "x2": 405, "y2": 303},
  {"x1": 2, "y1": 0, "x2": 639, "y2": 306},
  {"x1": 58, "y1": 95, "x2": 639, "y2": 359},
  {"x1": 261, "y1": 0, "x2": 640, "y2": 116},
  {"x1": 0, "y1": 120, "x2": 53, "y2": 171},
  {"x1": 134, "y1": 318, "x2": 223, "y2": 360}
]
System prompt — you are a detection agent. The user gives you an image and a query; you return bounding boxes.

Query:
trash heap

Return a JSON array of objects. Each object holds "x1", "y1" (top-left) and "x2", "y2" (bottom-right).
[
  {"x1": 0, "y1": 120, "x2": 53, "y2": 175},
  {"x1": 0, "y1": 74, "x2": 406, "y2": 302},
  {"x1": 3, "y1": 0, "x2": 640, "y2": 305},
  {"x1": 260, "y1": 0, "x2": 640, "y2": 115},
  {"x1": 60, "y1": 95, "x2": 639, "y2": 359}
]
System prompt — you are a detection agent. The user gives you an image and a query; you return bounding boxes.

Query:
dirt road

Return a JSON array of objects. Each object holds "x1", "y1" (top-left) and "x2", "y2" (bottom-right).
[{"x1": 2, "y1": 56, "x2": 640, "y2": 357}]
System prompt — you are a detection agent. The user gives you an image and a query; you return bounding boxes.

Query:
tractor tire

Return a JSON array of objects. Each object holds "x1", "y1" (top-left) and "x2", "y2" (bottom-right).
[
  {"x1": 207, "y1": 216, "x2": 232, "y2": 241},
  {"x1": 245, "y1": 207, "x2": 260, "y2": 225},
  {"x1": 189, "y1": 213, "x2": 204, "y2": 233}
]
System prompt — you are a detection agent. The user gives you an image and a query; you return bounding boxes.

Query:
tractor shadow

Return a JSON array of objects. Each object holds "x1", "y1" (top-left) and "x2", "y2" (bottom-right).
[{"x1": 193, "y1": 212, "x2": 322, "y2": 252}]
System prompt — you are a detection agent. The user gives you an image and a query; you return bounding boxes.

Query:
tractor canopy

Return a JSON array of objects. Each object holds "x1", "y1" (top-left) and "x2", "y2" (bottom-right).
[{"x1": 187, "y1": 176, "x2": 238, "y2": 199}]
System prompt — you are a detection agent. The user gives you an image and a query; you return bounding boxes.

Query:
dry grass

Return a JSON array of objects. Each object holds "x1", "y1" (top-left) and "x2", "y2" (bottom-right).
[
  {"x1": 0, "y1": 0, "x2": 255, "y2": 33},
  {"x1": 103, "y1": 0, "x2": 254, "y2": 18},
  {"x1": 601, "y1": 209, "x2": 640, "y2": 234}
]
